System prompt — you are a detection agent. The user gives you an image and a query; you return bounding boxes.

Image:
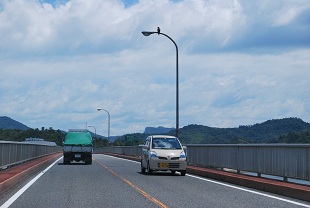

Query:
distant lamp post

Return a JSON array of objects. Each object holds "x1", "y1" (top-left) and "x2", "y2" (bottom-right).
[
  {"x1": 97, "y1": 108, "x2": 110, "y2": 143},
  {"x1": 142, "y1": 28, "x2": 179, "y2": 138},
  {"x1": 88, "y1": 125, "x2": 96, "y2": 138}
]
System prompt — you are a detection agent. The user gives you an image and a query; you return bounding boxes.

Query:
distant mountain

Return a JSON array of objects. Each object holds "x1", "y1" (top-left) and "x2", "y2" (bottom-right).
[
  {"x1": 0, "y1": 116, "x2": 29, "y2": 130},
  {"x1": 179, "y1": 118, "x2": 310, "y2": 144},
  {"x1": 87, "y1": 130, "x2": 119, "y2": 142},
  {"x1": 144, "y1": 126, "x2": 175, "y2": 134},
  {"x1": 1, "y1": 116, "x2": 309, "y2": 144}
]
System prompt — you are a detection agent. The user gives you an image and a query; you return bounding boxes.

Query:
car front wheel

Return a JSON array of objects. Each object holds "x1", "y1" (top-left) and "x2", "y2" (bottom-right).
[
  {"x1": 141, "y1": 161, "x2": 146, "y2": 173},
  {"x1": 147, "y1": 161, "x2": 153, "y2": 175}
]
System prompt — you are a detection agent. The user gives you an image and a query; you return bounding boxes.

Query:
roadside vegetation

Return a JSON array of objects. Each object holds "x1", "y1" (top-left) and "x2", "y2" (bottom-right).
[{"x1": 0, "y1": 117, "x2": 310, "y2": 146}]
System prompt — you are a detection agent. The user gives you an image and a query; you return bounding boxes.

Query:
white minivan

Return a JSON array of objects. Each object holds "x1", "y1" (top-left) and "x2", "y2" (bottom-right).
[{"x1": 140, "y1": 135, "x2": 187, "y2": 176}]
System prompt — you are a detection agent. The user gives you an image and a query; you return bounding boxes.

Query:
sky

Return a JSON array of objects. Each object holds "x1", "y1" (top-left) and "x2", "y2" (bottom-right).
[{"x1": 0, "y1": 0, "x2": 309, "y2": 137}]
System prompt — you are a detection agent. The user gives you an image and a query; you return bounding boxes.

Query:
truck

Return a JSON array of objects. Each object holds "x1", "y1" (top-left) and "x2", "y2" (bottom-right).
[{"x1": 63, "y1": 129, "x2": 93, "y2": 165}]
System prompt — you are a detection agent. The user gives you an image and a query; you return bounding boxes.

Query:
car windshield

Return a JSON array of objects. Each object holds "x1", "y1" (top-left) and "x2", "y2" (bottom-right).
[{"x1": 152, "y1": 137, "x2": 182, "y2": 149}]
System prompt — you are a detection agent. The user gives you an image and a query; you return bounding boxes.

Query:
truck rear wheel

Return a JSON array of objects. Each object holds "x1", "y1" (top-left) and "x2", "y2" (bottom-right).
[
  {"x1": 63, "y1": 154, "x2": 70, "y2": 164},
  {"x1": 86, "y1": 159, "x2": 92, "y2": 165},
  {"x1": 85, "y1": 154, "x2": 92, "y2": 165}
]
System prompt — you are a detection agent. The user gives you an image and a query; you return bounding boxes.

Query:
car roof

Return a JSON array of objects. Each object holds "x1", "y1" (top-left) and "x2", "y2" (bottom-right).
[{"x1": 151, "y1": 135, "x2": 177, "y2": 139}]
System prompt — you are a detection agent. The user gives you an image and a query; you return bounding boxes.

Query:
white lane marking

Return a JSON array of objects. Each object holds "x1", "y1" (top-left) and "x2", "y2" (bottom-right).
[
  {"x1": 0, "y1": 157, "x2": 63, "y2": 208},
  {"x1": 103, "y1": 154, "x2": 140, "y2": 162},
  {"x1": 102, "y1": 154, "x2": 310, "y2": 207},
  {"x1": 187, "y1": 174, "x2": 310, "y2": 207}
]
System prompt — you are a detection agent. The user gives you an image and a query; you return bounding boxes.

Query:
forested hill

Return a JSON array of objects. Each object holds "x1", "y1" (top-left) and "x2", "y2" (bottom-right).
[
  {"x1": 178, "y1": 118, "x2": 310, "y2": 144},
  {"x1": 144, "y1": 126, "x2": 175, "y2": 134},
  {"x1": 1, "y1": 116, "x2": 310, "y2": 144},
  {"x1": 0, "y1": 116, "x2": 29, "y2": 130}
]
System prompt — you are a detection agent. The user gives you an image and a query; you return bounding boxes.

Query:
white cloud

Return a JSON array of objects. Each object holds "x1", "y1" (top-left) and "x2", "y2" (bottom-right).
[{"x1": 0, "y1": 0, "x2": 309, "y2": 136}]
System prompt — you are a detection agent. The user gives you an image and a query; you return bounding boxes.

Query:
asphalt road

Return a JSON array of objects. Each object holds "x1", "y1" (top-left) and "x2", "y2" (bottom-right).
[{"x1": 1, "y1": 154, "x2": 310, "y2": 208}]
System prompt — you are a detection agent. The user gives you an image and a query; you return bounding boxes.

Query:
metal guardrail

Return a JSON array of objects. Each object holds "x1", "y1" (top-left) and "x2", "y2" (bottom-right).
[
  {"x1": 2, "y1": 142, "x2": 309, "y2": 181},
  {"x1": 94, "y1": 146, "x2": 142, "y2": 156},
  {"x1": 0, "y1": 141, "x2": 62, "y2": 170},
  {"x1": 94, "y1": 144, "x2": 310, "y2": 181},
  {"x1": 186, "y1": 144, "x2": 310, "y2": 181}
]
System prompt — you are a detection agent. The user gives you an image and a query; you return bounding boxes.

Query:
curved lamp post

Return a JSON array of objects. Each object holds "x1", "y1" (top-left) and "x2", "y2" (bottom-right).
[
  {"x1": 97, "y1": 108, "x2": 110, "y2": 143},
  {"x1": 88, "y1": 125, "x2": 96, "y2": 138},
  {"x1": 142, "y1": 29, "x2": 179, "y2": 138}
]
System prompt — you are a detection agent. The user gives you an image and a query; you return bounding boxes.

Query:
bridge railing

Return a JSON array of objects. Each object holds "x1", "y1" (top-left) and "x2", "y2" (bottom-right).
[
  {"x1": 0, "y1": 141, "x2": 62, "y2": 170},
  {"x1": 94, "y1": 144, "x2": 310, "y2": 181}
]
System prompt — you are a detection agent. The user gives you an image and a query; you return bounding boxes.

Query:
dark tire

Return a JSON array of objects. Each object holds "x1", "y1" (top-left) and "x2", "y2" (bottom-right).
[
  {"x1": 180, "y1": 170, "x2": 186, "y2": 176},
  {"x1": 147, "y1": 161, "x2": 153, "y2": 175},
  {"x1": 63, "y1": 155, "x2": 70, "y2": 164},
  {"x1": 141, "y1": 161, "x2": 146, "y2": 173},
  {"x1": 85, "y1": 154, "x2": 92, "y2": 165}
]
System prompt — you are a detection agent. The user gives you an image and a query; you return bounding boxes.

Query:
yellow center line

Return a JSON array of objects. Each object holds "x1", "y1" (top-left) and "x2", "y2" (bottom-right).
[{"x1": 94, "y1": 158, "x2": 168, "y2": 208}]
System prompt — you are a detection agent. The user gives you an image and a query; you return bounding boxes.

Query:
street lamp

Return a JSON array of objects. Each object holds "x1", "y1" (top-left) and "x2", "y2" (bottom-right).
[
  {"x1": 88, "y1": 125, "x2": 96, "y2": 138},
  {"x1": 142, "y1": 28, "x2": 179, "y2": 138},
  {"x1": 97, "y1": 108, "x2": 110, "y2": 143}
]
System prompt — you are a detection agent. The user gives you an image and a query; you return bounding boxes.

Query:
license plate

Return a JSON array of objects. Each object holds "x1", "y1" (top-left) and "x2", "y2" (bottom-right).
[
  {"x1": 75, "y1": 154, "x2": 81, "y2": 158},
  {"x1": 159, "y1": 163, "x2": 168, "y2": 168}
]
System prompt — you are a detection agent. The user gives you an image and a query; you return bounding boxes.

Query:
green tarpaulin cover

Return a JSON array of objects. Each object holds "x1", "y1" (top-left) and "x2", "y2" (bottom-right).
[{"x1": 63, "y1": 132, "x2": 93, "y2": 146}]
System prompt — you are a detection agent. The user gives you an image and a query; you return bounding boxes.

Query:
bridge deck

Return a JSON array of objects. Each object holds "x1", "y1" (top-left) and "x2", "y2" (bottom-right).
[{"x1": 0, "y1": 153, "x2": 309, "y2": 202}]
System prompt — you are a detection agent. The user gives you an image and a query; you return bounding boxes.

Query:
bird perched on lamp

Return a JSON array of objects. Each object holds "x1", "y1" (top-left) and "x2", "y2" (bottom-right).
[{"x1": 157, "y1": 27, "x2": 160, "y2": 35}]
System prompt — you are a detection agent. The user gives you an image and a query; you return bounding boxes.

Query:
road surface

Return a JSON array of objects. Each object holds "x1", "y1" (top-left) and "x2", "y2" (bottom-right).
[{"x1": 1, "y1": 154, "x2": 309, "y2": 208}]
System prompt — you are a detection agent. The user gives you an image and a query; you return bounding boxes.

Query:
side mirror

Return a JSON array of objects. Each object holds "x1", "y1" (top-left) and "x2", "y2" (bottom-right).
[
  {"x1": 182, "y1": 146, "x2": 187, "y2": 150},
  {"x1": 139, "y1": 144, "x2": 148, "y2": 149}
]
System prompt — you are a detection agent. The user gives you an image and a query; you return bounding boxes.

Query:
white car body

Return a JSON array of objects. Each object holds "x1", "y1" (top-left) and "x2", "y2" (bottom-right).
[{"x1": 140, "y1": 135, "x2": 187, "y2": 176}]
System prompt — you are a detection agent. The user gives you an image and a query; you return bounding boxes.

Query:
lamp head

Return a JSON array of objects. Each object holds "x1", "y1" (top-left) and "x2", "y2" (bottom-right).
[{"x1": 142, "y1": 31, "x2": 153, "y2": 36}]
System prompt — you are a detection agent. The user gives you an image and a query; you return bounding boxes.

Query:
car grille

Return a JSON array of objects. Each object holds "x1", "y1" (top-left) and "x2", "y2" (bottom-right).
[
  {"x1": 168, "y1": 163, "x2": 180, "y2": 168},
  {"x1": 157, "y1": 163, "x2": 180, "y2": 169},
  {"x1": 158, "y1": 156, "x2": 180, "y2": 160}
]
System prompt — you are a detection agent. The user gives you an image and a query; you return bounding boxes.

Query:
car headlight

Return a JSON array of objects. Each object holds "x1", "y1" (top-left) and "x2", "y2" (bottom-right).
[
  {"x1": 180, "y1": 151, "x2": 186, "y2": 159},
  {"x1": 150, "y1": 151, "x2": 157, "y2": 158}
]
